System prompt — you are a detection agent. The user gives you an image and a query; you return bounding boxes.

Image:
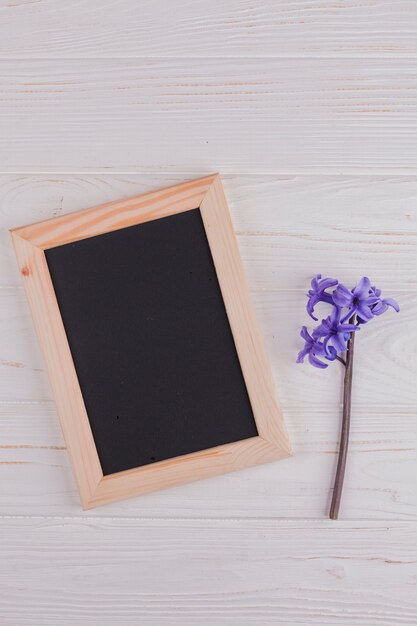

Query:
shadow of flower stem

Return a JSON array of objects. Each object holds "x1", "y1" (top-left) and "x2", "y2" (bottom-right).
[{"x1": 329, "y1": 316, "x2": 356, "y2": 520}]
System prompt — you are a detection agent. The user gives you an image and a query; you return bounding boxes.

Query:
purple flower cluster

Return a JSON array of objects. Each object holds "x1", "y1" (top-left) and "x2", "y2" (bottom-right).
[{"x1": 297, "y1": 275, "x2": 399, "y2": 369}]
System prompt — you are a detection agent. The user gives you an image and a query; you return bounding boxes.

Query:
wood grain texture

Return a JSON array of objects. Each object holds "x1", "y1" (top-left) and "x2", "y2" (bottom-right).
[
  {"x1": 2, "y1": 174, "x2": 417, "y2": 290},
  {"x1": 1, "y1": 3, "x2": 416, "y2": 622},
  {"x1": 1, "y1": 517, "x2": 417, "y2": 625},
  {"x1": 10, "y1": 233, "x2": 102, "y2": 508},
  {"x1": 1, "y1": 0, "x2": 417, "y2": 59},
  {"x1": 199, "y1": 176, "x2": 289, "y2": 451},
  {"x1": 1, "y1": 59, "x2": 417, "y2": 172},
  {"x1": 1, "y1": 402, "x2": 416, "y2": 519},
  {"x1": 12, "y1": 174, "x2": 215, "y2": 248}
]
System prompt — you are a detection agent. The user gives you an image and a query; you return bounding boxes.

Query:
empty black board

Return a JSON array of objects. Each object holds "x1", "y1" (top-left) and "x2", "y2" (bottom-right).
[{"x1": 45, "y1": 208, "x2": 258, "y2": 475}]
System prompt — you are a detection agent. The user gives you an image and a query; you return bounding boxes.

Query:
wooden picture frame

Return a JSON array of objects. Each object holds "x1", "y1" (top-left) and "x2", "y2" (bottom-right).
[{"x1": 10, "y1": 174, "x2": 291, "y2": 509}]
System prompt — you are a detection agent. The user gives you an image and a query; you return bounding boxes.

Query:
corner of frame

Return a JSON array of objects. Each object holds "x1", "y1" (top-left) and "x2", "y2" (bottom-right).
[
  {"x1": 197, "y1": 172, "x2": 222, "y2": 201},
  {"x1": 9, "y1": 227, "x2": 25, "y2": 247},
  {"x1": 10, "y1": 223, "x2": 32, "y2": 244},
  {"x1": 265, "y1": 431, "x2": 293, "y2": 458}
]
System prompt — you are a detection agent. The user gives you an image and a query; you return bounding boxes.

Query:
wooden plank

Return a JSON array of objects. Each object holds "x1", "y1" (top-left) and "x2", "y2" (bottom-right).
[
  {"x1": 0, "y1": 401, "x2": 416, "y2": 519},
  {"x1": 1, "y1": 517, "x2": 416, "y2": 625},
  {"x1": 2, "y1": 174, "x2": 417, "y2": 290},
  {"x1": 0, "y1": 287, "x2": 411, "y2": 408},
  {"x1": 1, "y1": 1, "x2": 417, "y2": 59},
  {"x1": 3, "y1": 233, "x2": 416, "y2": 292},
  {"x1": 1, "y1": 59, "x2": 417, "y2": 172},
  {"x1": 3, "y1": 402, "x2": 416, "y2": 453}
]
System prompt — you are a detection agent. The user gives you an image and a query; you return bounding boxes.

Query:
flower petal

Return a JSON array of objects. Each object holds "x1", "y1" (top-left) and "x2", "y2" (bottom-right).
[
  {"x1": 325, "y1": 345, "x2": 337, "y2": 361},
  {"x1": 323, "y1": 334, "x2": 333, "y2": 355},
  {"x1": 320, "y1": 292, "x2": 336, "y2": 305},
  {"x1": 339, "y1": 323, "x2": 359, "y2": 333},
  {"x1": 357, "y1": 302, "x2": 374, "y2": 320},
  {"x1": 332, "y1": 284, "x2": 353, "y2": 308},
  {"x1": 310, "y1": 274, "x2": 321, "y2": 291},
  {"x1": 318, "y1": 277, "x2": 338, "y2": 291},
  {"x1": 329, "y1": 306, "x2": 343, "y2": 324},
  {"x1": 312, "y1": 319, "x2": 329, "y2": 338},
  {"x1": 353, "y1": 276, "x2": 371, "y2": 298},
  {"x1": 312, "y1": 340, "x2": 327, "y2": 356},
  {"x1": 306, "y1": 294, "x2": 319, "y2": 320},
  {"x1": 296, "y1": 346, "x2": 309, "y2": 363},
  {"x1": 300, "y1": 326, "x2": 313, "y2": 343},
  {"x1": 333, "y1": 333, "x2": 348, "y2": 353},
  {"x1": 308, "y1": 352, "x2": 328, "y2": 369},
  {"x1": 382, "y1": 297, "x2": 400, "y2": 313},
  {"x1": 371, "y1": 301, "x2": 387, "y2": 316},
  {"x1": 364, "y1": 296, "x2": 379, "y2": 306}
]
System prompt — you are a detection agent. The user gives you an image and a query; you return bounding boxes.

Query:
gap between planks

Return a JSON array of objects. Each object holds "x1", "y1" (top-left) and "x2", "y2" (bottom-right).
[
  {"x1": 3, "y1": 55, "x2": 417, "y2": 60},
  {"x1": 0, "y1": 399, "x2": 415, "y2": 411},
  {"x1": 0, "y1": 514, "x2": 414, "y2": 526},
  {"x1": 1, "y1": 286, "x2": 417, "y2": 293},
  {"x1": 2, "y1": 167, "x2": 417, "y2": 175}
]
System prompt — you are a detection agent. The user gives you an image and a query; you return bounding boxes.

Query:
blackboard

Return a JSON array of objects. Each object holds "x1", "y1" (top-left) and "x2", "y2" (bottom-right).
[
  {"x1": 12, "y1": 174, "x2": 289, "y2": 508},
  {"x1": 45, "y1": 208, "x2": 258, "y2": 475}
]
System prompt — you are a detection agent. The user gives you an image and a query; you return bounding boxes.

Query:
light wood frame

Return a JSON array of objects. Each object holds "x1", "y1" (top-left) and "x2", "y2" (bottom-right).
[{"x1": 10, "y1": 174, "x2": 291, "y2": 509}]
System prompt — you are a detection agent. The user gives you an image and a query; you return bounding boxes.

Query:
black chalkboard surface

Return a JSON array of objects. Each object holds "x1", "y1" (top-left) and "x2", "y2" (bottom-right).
[{"x1": 45, "y1": 208, "x2": 258, "y2": 475}]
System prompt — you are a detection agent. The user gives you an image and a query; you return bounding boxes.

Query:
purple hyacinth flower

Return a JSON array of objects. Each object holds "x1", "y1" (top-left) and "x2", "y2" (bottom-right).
[
  {"x1": 332, "y1": 277, "x2": 379, "y2": 323},
  {"x1": 297, "y1": 326, "x2": 336, "y2": 369},
  {"x1": 369, "y1": 286, "x2": 400, "y2": 316},
  {"x1": 313, "y1": 307, "x2": 358, "y2": 354},
  {"x1": 372, "y1": 297, "x2": 400, "y2": 315},
  {"x1": 307, "y1": 274, "x2": 338, "y2": 321}
]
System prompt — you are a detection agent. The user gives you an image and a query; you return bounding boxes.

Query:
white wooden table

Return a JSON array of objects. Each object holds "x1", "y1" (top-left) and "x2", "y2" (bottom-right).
[{"x1": 1, "y1": 2, "x2": 417, "y2": 624}]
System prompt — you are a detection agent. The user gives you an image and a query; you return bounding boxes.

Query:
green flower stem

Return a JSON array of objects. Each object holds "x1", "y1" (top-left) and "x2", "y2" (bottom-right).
[{"x1": 329, "y1": 322, "x2": 355, "y2": 520}]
